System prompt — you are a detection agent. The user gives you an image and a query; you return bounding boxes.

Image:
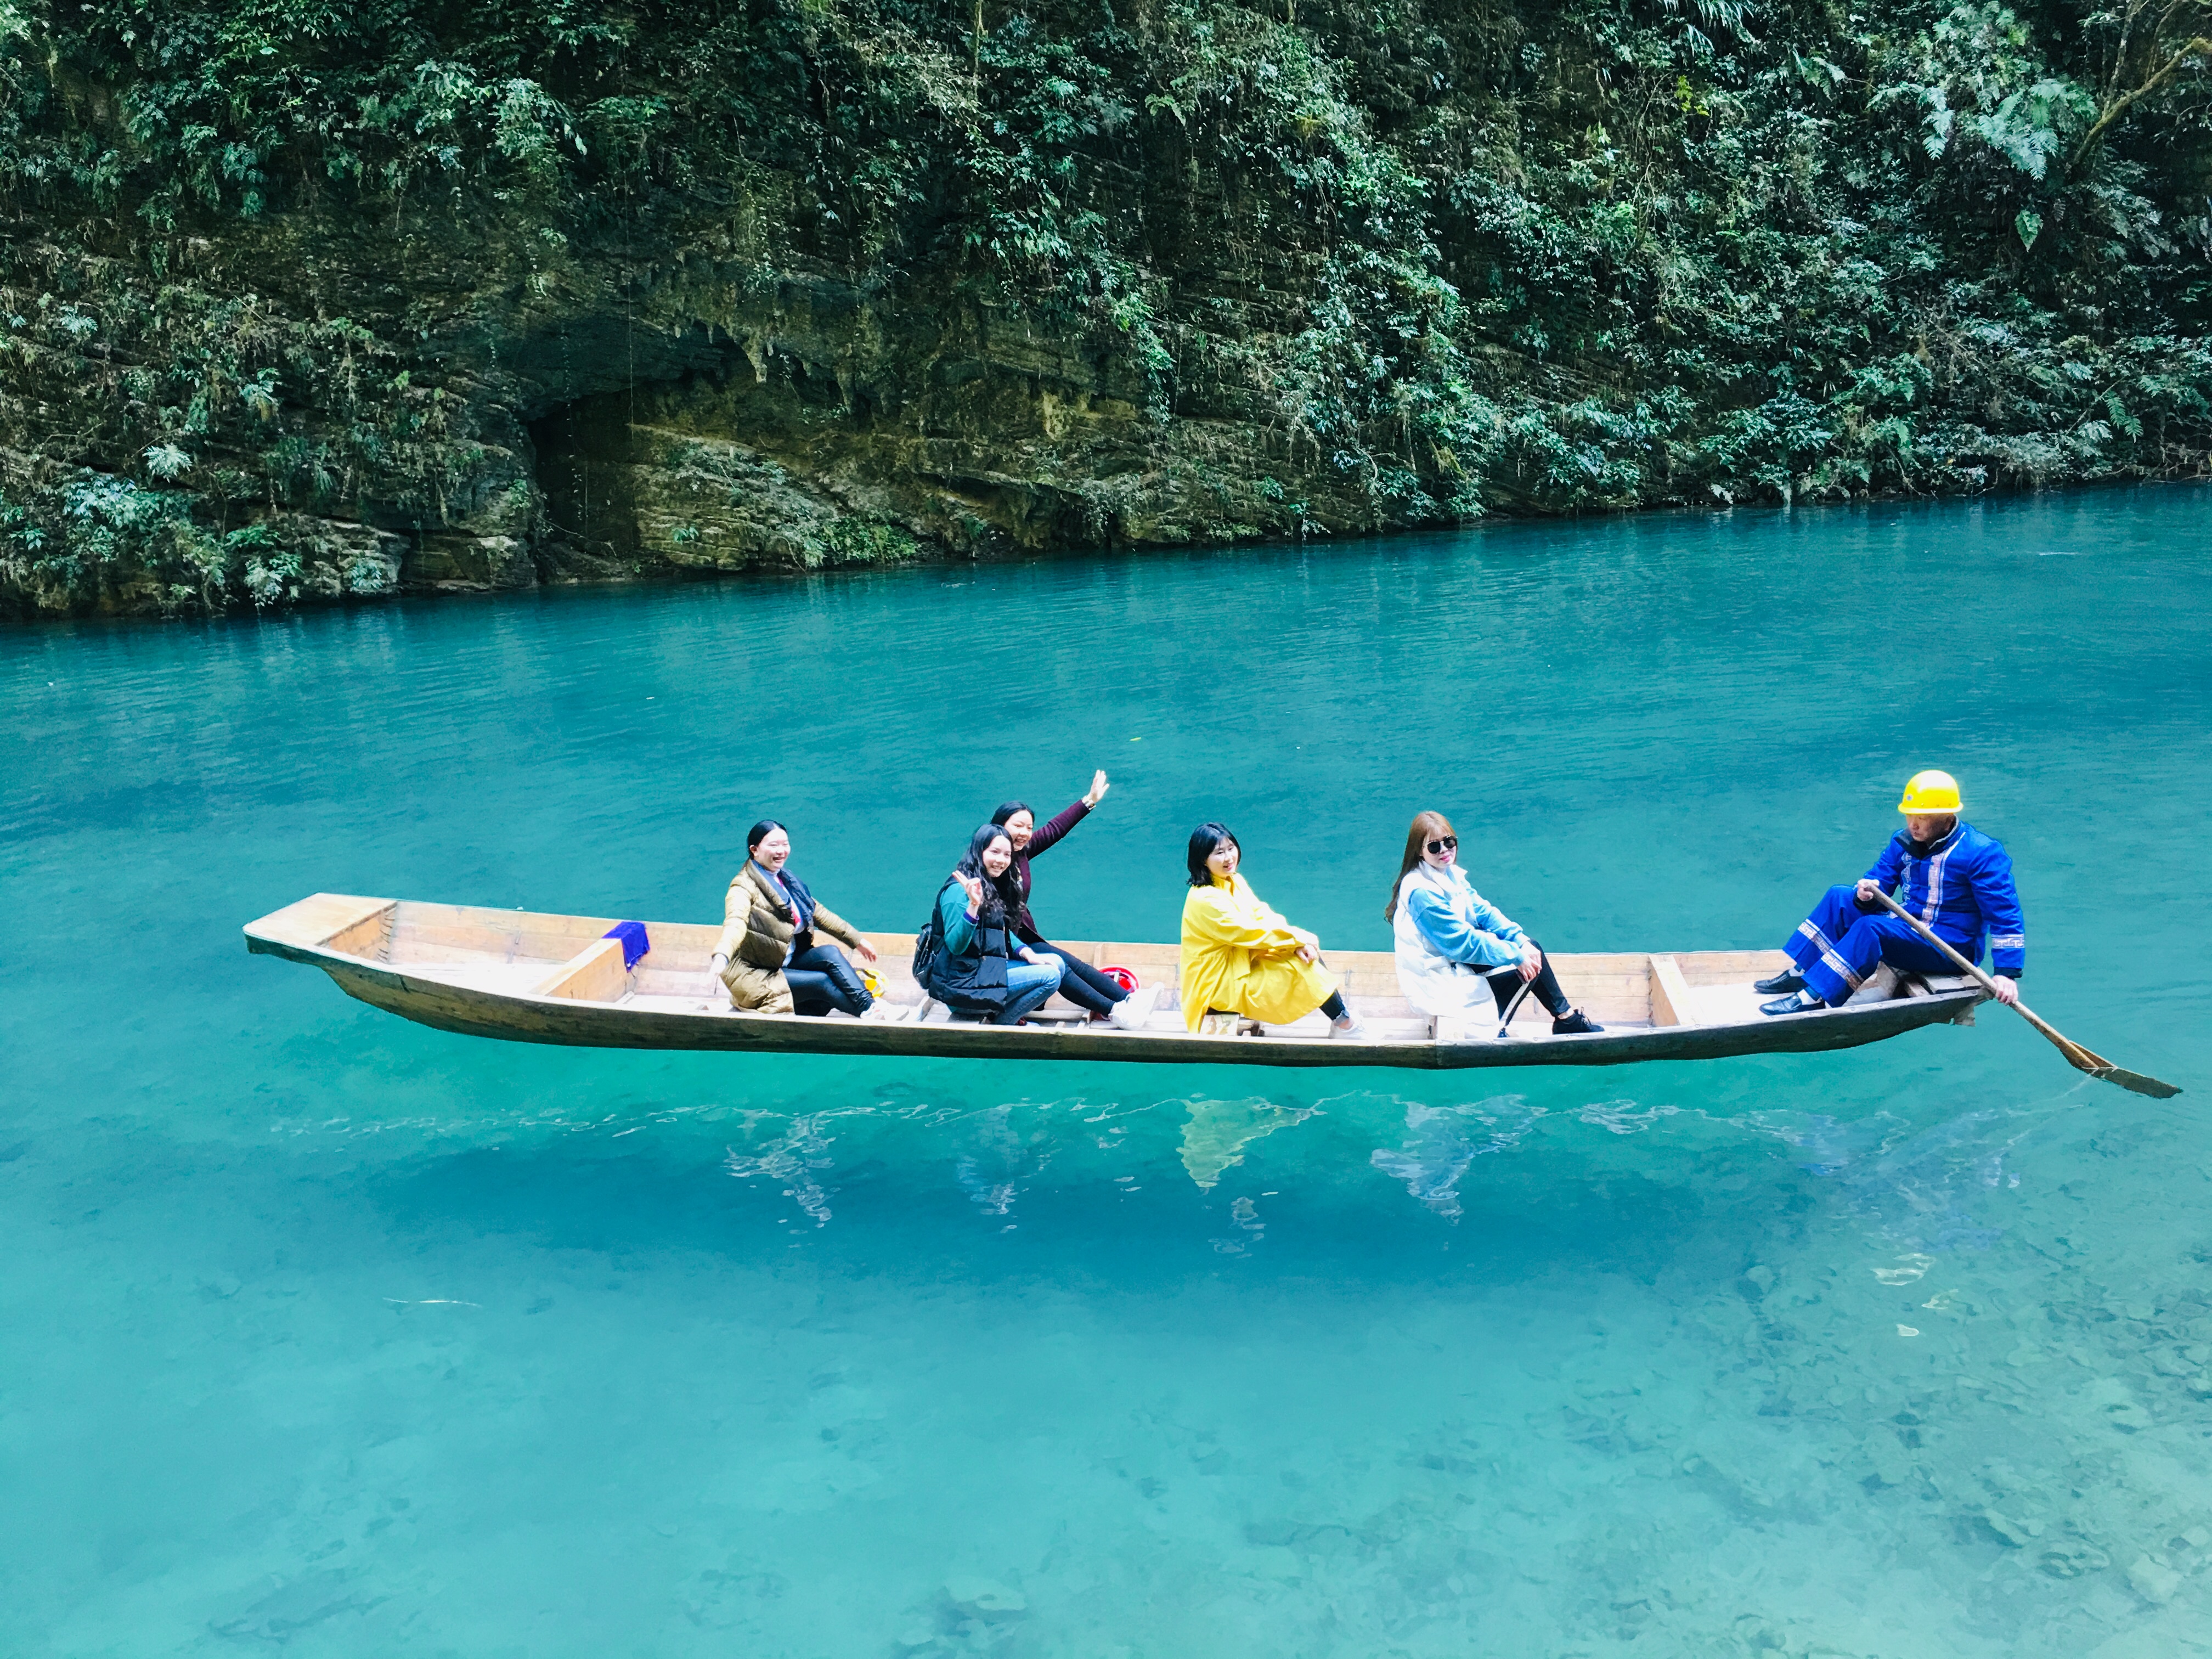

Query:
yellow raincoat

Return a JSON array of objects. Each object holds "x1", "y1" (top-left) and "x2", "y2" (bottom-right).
[{"x1": 1178, "y1": 873, "x2": 1339, "y2": 1031}]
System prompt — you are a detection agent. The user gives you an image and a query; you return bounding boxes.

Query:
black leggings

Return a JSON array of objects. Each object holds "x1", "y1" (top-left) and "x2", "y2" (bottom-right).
[
  {"x1": 786, "y1": 941, "x2": 873, "y2": 1018},
  {"x1": 1019, "y1": 937, "x2": 1131, "y2": 1017},
  {"x1": 1483, "y1": 938, "x2": 1572, "y2": 1020}
]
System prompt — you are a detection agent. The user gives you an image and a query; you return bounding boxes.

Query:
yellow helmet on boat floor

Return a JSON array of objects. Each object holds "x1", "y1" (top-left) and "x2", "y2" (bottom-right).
[{"x1": 1897, "y1": 769, "x2": 1963, "y2": 814}]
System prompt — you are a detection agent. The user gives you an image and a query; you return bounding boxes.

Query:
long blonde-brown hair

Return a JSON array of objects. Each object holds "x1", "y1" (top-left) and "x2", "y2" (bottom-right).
[{"x1": 1385, "y1": 810, "x2": 1457, "y2": 922}]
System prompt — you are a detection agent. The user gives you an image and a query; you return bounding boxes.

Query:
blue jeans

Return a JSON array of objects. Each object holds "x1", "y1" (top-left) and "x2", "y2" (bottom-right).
[
  {"x1": 1019, "y1": 937, "x2": 1130, "y2": 1016},
  {"x1": 995, "y1": 955, "x2": 1064, "y2": 1025}
]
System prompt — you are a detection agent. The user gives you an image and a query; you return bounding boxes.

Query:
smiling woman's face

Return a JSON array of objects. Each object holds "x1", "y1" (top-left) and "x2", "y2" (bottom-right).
[
  {"x1": 752, "y1": 827, "x2": 791, "y2": 871},
  {"x1": 1206, "y1": 838, "x2": 1240, "y2": 879},
  {"x1": 1003, "y1": 810, "x2": 1035, "y2": 849},
  {"x1": 980, "y1": 836, "x2": 1014, "y2": 878}
]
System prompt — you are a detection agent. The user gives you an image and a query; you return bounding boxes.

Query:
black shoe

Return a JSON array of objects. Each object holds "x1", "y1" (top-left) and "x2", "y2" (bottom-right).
[
  {"x1": 1760, "y1": 989, "x2": 1825, "y2": 1017},
  {"x1": 1551, "y1": 1010, "x2": 1604, "y2": 1035},
  {"x1": 1753, "y1": 969, "x2": 1808, "y2": 996}
]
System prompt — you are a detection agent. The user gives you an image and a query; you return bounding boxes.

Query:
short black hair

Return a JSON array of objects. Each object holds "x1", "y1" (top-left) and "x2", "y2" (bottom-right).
[
  {"x1": 745, "y1": 819, "x2": 786, "y2": 853},
  {"x1": 1187, "y1": 821, "x2": 1239, "y2": 887},
  {"x1": 990, "y1": 800, "x2": 1032, "y2": 827}
]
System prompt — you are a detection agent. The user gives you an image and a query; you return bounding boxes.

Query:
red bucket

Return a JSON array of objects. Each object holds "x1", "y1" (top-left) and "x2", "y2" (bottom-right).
[{"x1": 1098, "y1": 964, "x2": 1140, "y2": 994}]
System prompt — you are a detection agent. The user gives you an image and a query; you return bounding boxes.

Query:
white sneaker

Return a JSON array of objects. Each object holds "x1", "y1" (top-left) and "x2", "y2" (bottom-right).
[
  {"x1": 1109, "y1": 985, "x2": 1160, "y2": 1030},
  {"x1": 1330, "y1": 1016, "x2": 1371, "y2": 1041}
]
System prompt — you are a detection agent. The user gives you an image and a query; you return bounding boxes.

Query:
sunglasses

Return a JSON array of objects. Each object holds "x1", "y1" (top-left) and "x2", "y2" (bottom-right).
[{"x1": 1426, "y1": 836, "x2": 1457, "y2": 854}]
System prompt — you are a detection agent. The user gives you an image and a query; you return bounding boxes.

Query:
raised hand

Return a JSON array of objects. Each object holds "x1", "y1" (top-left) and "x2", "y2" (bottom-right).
[
  {"x1": 955, "y1": 869, "x2": 985, "y2": 910},
  {"x1": 1085, "y1": 769, "x2": 1110, "y2": 806}
]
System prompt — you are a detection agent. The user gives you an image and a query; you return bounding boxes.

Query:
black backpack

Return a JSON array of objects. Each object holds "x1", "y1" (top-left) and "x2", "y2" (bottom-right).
[{"x1": 912, "y1": 878, "x2": 953, "y2": 980}]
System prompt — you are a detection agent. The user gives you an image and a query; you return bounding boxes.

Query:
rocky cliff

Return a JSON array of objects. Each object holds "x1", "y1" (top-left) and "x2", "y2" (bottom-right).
[{"x1": 2, "y1": 0, "x2": 2208, "y2": 616}]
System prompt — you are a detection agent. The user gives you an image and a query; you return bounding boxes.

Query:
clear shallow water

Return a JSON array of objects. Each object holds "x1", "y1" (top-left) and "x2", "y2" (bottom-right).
[{"x1": 4, "y1": 488, "x2": 2210, "y2": 1657}]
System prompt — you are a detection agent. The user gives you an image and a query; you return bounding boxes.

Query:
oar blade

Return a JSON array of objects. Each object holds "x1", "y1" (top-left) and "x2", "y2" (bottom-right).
[{"x1": 2094, "y1": 1065, "x2": 2183, "y2": 1101}]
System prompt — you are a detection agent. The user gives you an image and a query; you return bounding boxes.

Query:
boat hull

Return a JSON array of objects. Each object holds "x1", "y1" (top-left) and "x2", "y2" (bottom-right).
[{"x1": 244, "y1": 893, "x2": 1982, "y2": 1072}]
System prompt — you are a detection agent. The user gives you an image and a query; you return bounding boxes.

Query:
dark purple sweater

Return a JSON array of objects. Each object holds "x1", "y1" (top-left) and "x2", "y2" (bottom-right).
[{"x1": 1008, "y1": 797, "x2": 1091, "y2": 941}]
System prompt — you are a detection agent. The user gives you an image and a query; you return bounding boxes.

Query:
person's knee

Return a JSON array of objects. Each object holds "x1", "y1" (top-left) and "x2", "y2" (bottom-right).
[{"x1": 1868, "y1": 915, "x2": 1930, "y2": 956}]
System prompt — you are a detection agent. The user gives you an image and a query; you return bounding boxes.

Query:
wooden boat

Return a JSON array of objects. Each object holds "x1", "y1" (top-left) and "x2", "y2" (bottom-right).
[{"x1": 242, "y1": 893, "x2": 1986, "y2": 1071}]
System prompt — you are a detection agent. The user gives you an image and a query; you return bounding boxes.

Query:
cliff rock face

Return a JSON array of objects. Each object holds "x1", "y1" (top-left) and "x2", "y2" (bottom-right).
[
  {"x1": 2, "y1": 0, "x2": 2208, "y2": 616},
  {"x1": 527, "y1": 274, "x2": 1366, "y2": 577}
]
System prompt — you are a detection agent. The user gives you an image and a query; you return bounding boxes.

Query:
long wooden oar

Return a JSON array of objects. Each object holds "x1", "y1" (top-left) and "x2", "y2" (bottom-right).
[{"x1": 1868, "y1": 889, "x2": 2180, "y2": 1098}]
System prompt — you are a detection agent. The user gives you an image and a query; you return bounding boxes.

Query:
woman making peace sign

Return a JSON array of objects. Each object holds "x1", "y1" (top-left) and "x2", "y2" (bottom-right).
[
  {"x1": 915, "y1": 825, "x2": 1067, "y2": 1025},
  {"x1": 989, "y1": 769, "x2": 1154, "y2": 1026}
]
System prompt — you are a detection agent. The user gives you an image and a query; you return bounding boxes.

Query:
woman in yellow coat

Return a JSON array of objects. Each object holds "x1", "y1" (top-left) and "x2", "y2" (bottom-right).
[{"x1": 1179, "y1": 822, "x2": 1367, "y2": 1038}]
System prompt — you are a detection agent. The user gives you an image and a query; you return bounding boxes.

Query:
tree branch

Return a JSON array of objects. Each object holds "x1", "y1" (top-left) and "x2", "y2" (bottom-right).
[{"x1": 2074, "y1": 36, "x2": 2212, "y2": 167}]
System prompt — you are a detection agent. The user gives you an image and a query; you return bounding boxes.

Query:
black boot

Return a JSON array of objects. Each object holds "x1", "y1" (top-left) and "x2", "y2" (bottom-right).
[
  {"x1": 1753, "y1": 968, "x2": 1808, "y2": 996},
  {"x1": 1551, "y1": 1009, "x2": 1605, "y2": 1035},
  {"x1": 1760, "y1": 989, "x2": 1826, "y2": 1017}
]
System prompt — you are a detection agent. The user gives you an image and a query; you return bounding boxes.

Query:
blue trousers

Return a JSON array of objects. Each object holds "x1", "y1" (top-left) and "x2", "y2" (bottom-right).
[
  {"x1": 1019, "y1": 937, "x2": 1130, "y2": 1017},
  {"x1": 995, "y1": 956, "x2": 1064, "y2": 1025},
  {"x1": 1785, "y1": 885, "x2": 1964, "y2": 1006}
]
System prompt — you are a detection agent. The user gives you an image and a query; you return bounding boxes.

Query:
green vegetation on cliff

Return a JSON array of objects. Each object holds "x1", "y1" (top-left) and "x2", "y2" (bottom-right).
[{"x1": 2, "y1": 0, "x2": 2208, "y2": 613}]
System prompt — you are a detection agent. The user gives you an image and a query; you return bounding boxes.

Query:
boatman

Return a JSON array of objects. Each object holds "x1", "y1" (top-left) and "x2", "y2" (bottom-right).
[{"x1": 1757, "y1": 770, "x2": 2024, "y2": 1017}]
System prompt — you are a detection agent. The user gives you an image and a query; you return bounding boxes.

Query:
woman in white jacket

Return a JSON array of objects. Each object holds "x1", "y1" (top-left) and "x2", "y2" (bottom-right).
[{"x1": 1386, "y1": 810, "x2": 1602, "y2": 1036}]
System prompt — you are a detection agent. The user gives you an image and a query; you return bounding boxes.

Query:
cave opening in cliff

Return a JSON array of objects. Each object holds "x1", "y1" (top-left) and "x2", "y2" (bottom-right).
[{"x1": 529, "y1": 394, "x2": 642, "y2": 566}]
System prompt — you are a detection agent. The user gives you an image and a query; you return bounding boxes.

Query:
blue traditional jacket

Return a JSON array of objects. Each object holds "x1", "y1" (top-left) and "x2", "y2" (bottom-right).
[{"x1": 1864, "y1": 820, "x2": 2025, "y2": 976}]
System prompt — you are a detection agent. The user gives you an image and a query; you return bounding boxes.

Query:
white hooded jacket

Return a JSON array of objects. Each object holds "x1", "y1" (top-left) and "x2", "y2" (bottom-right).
[{"x1": 1390, "y1": 860, "x2": 1528, "y2": 1018}]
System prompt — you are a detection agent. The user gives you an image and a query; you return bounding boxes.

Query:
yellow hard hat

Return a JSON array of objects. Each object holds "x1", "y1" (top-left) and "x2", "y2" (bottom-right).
[{"x1": 1897, "y1": 769, "x2": 1963, "y2": 814}]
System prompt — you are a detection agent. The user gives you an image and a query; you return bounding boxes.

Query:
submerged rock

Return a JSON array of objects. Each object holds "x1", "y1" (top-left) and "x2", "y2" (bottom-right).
[
  {"x1": 1981, "y1": 1508, "x2": 2044, "y2": 1547},
  {"x1": 2040, "y1": 1541, "x2": 2111, "y2": 1579},
  {"x1": 2125, "y1": 1554, "x2": 2182, "y2": 1604},
  {"x1": 943, "y1": 1578, "x2": 1026, "y2": 1620},
  {"x1": 2086, "y1": 1376, "x2": 2156, "y2": 1434},
  {"x1": 1863, "y1": 1435, "x2": 1913, "y2": 1488}
]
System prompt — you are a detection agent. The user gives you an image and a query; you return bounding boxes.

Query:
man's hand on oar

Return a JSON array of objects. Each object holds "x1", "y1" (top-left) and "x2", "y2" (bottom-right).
[
  {"x1": 1858, "y1": 880, "x2": 2014, "y2": 1002},
  {"x1": 1867, "y1": 889, "x2": 2179, "y2": 1099}
]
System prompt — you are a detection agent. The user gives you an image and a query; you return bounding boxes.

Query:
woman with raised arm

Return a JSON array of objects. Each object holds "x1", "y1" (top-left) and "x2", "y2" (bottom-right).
[
  {"x1": 708, "y1": 820, "x2": 882, "y2": 1017},
  {"x1": 992, "y1": 769, "x2": 1155, "y2": 1029},
  {"x1": 1179, "y1": 822, "x2": 1366, "y2": 1039},
  {"x1": 1385, "y1": 810, "x2": 1602, "y2": 1035},
  {"x1": 916, "y1": 825, "x2": 1066, "y2": 1025}
]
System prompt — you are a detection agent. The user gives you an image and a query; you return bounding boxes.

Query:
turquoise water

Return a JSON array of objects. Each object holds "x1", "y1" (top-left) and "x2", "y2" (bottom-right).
[{"x1": 4, "y1": 489, "x2": 2209, "y2": 1657}]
